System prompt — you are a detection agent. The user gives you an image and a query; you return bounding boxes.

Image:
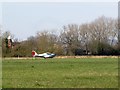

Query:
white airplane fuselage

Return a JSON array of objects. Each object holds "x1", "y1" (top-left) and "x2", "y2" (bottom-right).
[{"x1": 32, "y1": 51, "x2": 56, "y2": 58}]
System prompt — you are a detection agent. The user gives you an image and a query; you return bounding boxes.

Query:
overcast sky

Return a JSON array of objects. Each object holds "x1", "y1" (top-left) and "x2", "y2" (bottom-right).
[{"x1": 2, "y1": 2, "x2": 118, "y2": 40}]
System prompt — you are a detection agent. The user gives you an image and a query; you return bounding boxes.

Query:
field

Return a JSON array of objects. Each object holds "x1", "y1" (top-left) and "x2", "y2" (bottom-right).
[{"x1": 2, "y1": 58, "x2": 118, "y2": 88}]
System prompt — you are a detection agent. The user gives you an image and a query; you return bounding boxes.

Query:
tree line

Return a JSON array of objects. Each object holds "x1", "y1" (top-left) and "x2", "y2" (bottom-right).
[{"x1": 2, "y1": 16, "x2": 120, "y2": 57}]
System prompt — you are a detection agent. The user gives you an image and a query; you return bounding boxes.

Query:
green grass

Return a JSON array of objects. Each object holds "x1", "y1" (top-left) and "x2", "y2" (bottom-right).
[{"x1": 2, "y1": 58, "x2": 118, "y2": 88}]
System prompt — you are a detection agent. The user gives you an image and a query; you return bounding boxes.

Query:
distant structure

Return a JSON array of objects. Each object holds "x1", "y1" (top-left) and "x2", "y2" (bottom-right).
[{"x1": 6, "y1": 36, "x2": 13, "y2": 48}]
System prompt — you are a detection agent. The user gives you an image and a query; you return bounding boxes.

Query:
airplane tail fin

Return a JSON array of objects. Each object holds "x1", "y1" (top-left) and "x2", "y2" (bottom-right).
[{"x1": 32, "y1": 50, "x2": 38, "y2": 56}]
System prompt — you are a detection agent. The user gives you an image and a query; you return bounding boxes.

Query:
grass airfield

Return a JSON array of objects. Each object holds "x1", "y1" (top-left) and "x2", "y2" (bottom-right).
[{"x1": 2, "y1": 57, "x2": 118, "y2": 88}]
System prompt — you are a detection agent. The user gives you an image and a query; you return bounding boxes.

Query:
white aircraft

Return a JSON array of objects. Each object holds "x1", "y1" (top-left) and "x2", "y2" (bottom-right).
[{"x1": 32, "y1": 50, "x2": 56, "y2": 59}]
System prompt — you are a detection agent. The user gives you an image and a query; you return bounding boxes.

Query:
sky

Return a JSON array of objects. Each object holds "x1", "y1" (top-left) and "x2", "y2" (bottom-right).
[{"x1": 1, "y1": 1, "x2": 118, "y2": 41}]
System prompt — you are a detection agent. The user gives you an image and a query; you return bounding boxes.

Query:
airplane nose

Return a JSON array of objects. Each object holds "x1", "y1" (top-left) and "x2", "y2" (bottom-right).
[{"x1": 53, "y1": 54, "x2": 56, "y2": 57}]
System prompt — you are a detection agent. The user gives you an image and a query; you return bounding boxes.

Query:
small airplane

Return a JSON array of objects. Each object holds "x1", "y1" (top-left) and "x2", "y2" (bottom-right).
[{"x1": 32, "y1": 50, "x2": 56, "y2": 59}]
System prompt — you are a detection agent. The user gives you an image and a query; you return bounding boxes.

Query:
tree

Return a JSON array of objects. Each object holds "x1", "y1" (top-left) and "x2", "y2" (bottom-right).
[
  {"x1": 60, "y1": 24, "x2": 80, "y2": 55},
  {"x1": 88, "y1": 16, "x2": 117, "y2": 55},
  {"x1": 79, "y1": 23, "x2": 91, "y2": 54},
  {"x1": 2, "y1": 31, "x2": 14, "y2": 57},
  {"x1": 36, "y1": 30, "x2": 59, "y2": 54}
]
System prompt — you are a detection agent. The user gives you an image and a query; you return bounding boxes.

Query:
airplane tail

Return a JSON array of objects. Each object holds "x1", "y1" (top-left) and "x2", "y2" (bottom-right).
[{"x1": 32, "y1": 50, "x2": 38, "y2": 56}]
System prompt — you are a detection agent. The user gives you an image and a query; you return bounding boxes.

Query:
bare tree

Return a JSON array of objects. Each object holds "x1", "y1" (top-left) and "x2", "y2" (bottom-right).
[
  {"x1": 60, "y1": 24, "x2": 79, "y2": 55},
  {"x1": 79, "y1": 23, "x2": 91, "y2": 54},
  {"x1": 36, "y1": 30, "x2": 59, "y2": 53},
  {"x1": 36, "y1": 31, "x2": 49, "y2": 53},
  {"x1": 88, "y1": 16, "x2": 117, "y2": 54}
]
